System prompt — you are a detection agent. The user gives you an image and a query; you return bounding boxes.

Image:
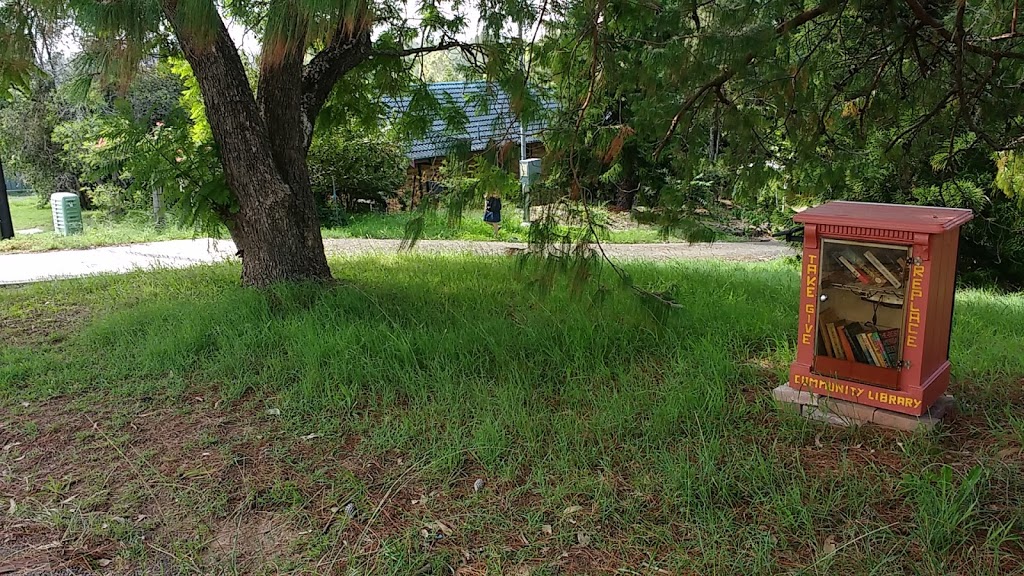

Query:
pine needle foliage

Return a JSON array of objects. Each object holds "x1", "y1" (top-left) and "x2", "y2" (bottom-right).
[{"x1": 536, "y1": 0, "x2": 1024, "y2": 288}]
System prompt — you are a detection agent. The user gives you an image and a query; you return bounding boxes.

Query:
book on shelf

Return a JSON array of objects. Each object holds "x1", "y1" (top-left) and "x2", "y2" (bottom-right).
[
  {"x1": 864, "y1": 251, "x2": 903, "y2": 288},
  {"x1": 868, "y1": 331, "x2": 890, "y2": 368},
  {"x1": 835, "y1": 325, "x2": 858, "y2": 362},
  {"x1": 817, "y1": 318, "x2": 901, "y2": 369},
  {"x1": 819, "y1": 323, "x2": 835, "y2": 357},
  {"x1": 836, "y1": 255, "x2": 871, "y2": 285},
  {"x1": 845, "y1": 251, "x2": 888, "y2": 286},
  {"x1": 818, "y1": 310, "x2": 843, "y2": 360},
  {"x1": 855, "y1": 332, "x2": 879, "y2": 366},
  {"x1": 826, "y1": 323, "x2": 846, "y2": 360},
  {"x1": 879, "y1": 328, "x2": 901, "y2": 367},
  {"x1": 843, "y1": 323, "x2": 868, "y2": 364}
]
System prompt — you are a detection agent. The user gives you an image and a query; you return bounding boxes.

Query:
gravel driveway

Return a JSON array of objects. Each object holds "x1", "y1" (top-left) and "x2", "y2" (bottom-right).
[
  {"x1": 1, "y1": 238, "x2": 794, "y2": 285},
  {"x1": 323, "y1": 238, "x2": 794, "y2": 261}
]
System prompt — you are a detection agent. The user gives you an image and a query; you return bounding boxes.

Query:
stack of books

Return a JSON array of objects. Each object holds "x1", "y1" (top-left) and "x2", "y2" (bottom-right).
[
  {"x1": 819, "y1": 316, "x2": 901, "y2": 369},
  {"x1": 834, "y1": 249, "x2": 906, "y2": 289}
]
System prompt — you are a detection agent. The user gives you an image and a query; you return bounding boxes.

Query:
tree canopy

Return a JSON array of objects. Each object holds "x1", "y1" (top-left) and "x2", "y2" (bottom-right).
[
  {"x1": 532, "y1": 0, "x2": 1024, "y2": 285},
  {"x1": 2, "y1": 0, "x2": 1023, "y2": 285},
  {"x1": 0, "y1": 0, "x2": 545, "y2": 284},
  {"x1": 539, "y1": 0, "x2": 1023, "y2": 193}
]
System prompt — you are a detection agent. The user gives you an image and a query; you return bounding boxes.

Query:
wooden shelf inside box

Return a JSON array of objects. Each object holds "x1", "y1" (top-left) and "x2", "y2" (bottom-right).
[
  {"x1": 826, "y1": 283, "x2": 905, "y2": 305},
  {"x1": 813, "y1": 354, "x2": 900, "y2": 390}
]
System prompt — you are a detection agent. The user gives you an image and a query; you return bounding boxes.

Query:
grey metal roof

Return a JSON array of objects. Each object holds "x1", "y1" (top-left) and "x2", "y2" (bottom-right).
[{"x1": 386, "y1": 81, "x2": 552, "y2": 162}]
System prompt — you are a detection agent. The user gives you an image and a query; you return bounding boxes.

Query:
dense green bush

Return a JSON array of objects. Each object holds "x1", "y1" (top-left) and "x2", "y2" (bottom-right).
[
  {"x1": 738, "y1": 141, "x2": 1024, "y2": 289},
  {"x1": 2, "y1": 65, "x2": 188, "y2": 215},
  {"x1": 0, "y1": 77, "x2": 83, "y2": 206},
  {"x1": 307, "y1": 128, "x2": 406, "y2": 220}
]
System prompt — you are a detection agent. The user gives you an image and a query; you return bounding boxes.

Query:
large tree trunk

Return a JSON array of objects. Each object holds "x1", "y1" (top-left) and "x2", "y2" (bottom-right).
[
  {"x1": 229, "y1": 183, "x2": 331, "y2": 286},
  {"x1": 161, "y1": 0, "x2": 333, "y2": 287}
]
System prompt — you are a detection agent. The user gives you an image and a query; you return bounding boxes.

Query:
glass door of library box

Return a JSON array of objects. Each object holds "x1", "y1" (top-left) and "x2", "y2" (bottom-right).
[{"x1": 813, "y1": 238, "x2": 911, "y2": 389}]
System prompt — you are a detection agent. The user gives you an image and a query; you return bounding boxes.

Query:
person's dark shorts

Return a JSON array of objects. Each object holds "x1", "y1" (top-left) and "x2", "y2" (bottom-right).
[{"x1": 484, "y1": 211, "x2": 501, "y2": 223}]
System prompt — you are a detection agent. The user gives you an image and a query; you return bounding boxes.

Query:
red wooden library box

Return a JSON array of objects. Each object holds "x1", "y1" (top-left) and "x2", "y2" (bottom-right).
[{"x1": 788, "y1": 201, "x2": 973, "y2": 416}]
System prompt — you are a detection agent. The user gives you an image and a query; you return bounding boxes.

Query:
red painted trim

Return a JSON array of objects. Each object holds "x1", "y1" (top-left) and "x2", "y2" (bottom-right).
[
  {"x1": 794, "y1": 201, "x2": 974, "y2": 233},
  {"x1": 788, "y1": 362, "x2": 943, "y2": 416},
  {"x1": 789, "y1": 202, "x2": 968, "y2": 416}
]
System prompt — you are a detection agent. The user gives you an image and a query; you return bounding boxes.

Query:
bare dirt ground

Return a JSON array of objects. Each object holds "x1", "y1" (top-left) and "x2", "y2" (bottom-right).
[{"x1": 1, "y1": 395, "x2": 648, "y2": 575}]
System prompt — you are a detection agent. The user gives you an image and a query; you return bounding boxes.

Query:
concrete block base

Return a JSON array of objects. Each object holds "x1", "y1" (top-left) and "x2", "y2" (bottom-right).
[{"x1": 772, "y1": 385, "x2": 955, "y2": 432}]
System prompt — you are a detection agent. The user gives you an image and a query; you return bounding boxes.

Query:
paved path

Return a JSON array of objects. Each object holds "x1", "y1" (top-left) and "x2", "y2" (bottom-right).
[
  {"x1": 0, "y1": 239, "x2": 238, "y2": 286},
  {"x1": 0, "y1": 238, "x2": 793, "y2": 285}
]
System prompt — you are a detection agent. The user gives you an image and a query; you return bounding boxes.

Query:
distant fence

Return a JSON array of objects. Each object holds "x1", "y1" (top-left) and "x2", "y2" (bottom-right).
[{"x1": 4, "y1": 177, "x2": 30, "y2": 193}]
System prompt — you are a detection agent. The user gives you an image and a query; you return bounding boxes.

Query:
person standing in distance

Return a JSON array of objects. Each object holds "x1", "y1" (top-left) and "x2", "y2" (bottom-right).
[{"x1": 484, "y1": 192, "x2": 502, "y2": 238}]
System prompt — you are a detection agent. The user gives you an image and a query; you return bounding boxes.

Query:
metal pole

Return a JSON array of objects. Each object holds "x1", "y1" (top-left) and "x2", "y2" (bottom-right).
[
  {"x1": 519, "y1": 20, "x2": 531, "y2": 225},
  {"x1": 0, "y1": 157, "x2": 14, "y2": 240},
  {"x1": 519, "y1": 21, "x2": 527, "y2": 161}
]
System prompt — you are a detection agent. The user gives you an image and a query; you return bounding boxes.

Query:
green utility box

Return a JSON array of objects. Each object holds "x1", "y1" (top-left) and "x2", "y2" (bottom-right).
[
  {"x1": 50, "y1": 192, "x2": 84, "y2": 236},
  {"x1": 519, "y1": 158, "x2": 542, "y2": 188}
]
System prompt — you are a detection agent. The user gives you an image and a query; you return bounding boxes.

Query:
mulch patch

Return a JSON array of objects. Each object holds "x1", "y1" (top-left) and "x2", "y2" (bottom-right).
[
  {"x1": 3, "y1": 385, "x2": 1021, "y2": 575},
  {"x1": 0, "y1": 301, "x2": 90, "y2": 346},
  {"x1": 1, "y1": 395, "x2": 665, "y2": 575}
]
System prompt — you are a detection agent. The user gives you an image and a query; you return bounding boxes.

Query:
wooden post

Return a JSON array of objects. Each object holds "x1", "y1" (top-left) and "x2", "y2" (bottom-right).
[{"x1": 152, "y1": 182, "x2": 164, "y2": 227}]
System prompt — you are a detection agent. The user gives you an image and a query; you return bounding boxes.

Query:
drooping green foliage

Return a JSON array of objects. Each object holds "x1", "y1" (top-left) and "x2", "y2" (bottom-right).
[
  {"x1": 0, "y1": 2, "x2": 37, "y2": 99},
  {"x1": 538, "y1": 0, "x2": 1024, "y2": 286}
]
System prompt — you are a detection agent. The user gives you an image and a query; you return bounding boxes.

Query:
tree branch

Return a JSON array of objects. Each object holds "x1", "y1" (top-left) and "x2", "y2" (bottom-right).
[
  {"x1": 860, "y1": 29, "x2": 918, "y2": 134},
  {"x1": 372, "y1": 40, "x2": 484, "y2": 58},
  {"x1": 714, "y1": 85, "x2": 735, "y2": 108},
  {"x1": 884, "y1": 90, "x2": 956, "y2": 151},
  {"x1": 775, "y1": 3, "x2": 832, "y2": 34},
  {"x1": 654, "y1": 2, "x2": 841, "y2": 160},
  {"x1": 951, "y1": 2, "x2": 1024, "y2": 150},
  {"x1": 904, "y1": 0, "x2": 1024, "y2": 59},
  {"x1": 574, "y1": 0, "x2": 606, "y2": 134},
  {"x1": 988, "y1": 31, "x2": 1024, "y2": 40},
  {"x1": 652, "y1": 64, "x2": 744, "y2": 160},
  {"x1": 300, "y1": 25, "x2": 372, "y2": 147}
]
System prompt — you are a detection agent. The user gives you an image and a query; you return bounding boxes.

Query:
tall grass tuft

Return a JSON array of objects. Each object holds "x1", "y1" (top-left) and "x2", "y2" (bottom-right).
[{"x1": 901, "y1": 465, "x2": 986, "y2": 558}]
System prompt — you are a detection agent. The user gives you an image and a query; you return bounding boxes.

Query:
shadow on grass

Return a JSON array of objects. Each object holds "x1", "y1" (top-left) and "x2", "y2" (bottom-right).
[{"x1": 3, "y1": 255, "x2": 1024, "y2": 574}]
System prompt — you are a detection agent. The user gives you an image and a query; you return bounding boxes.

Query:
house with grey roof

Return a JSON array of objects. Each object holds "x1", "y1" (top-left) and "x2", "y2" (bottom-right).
[{"x1": 385, "y1": 81, "x2": 551, "y2": 207}]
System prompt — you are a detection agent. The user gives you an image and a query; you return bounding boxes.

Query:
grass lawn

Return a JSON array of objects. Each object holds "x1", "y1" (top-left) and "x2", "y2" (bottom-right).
[
  {"x1": 3, "y1": 193, "x2": 713, "y2": 253},
  {"x1": 2, "y1": 192, "x2": 194, "y2": 252},
  {"x1": 1, "y1": 256, "x2": 1022, "y2": 574},
  {"x1": 323, "y1": 211, "x2": 707, "y2": 244},
  {"x1": 7, "y1": 192, "x2": 56, "y2": 230}
]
